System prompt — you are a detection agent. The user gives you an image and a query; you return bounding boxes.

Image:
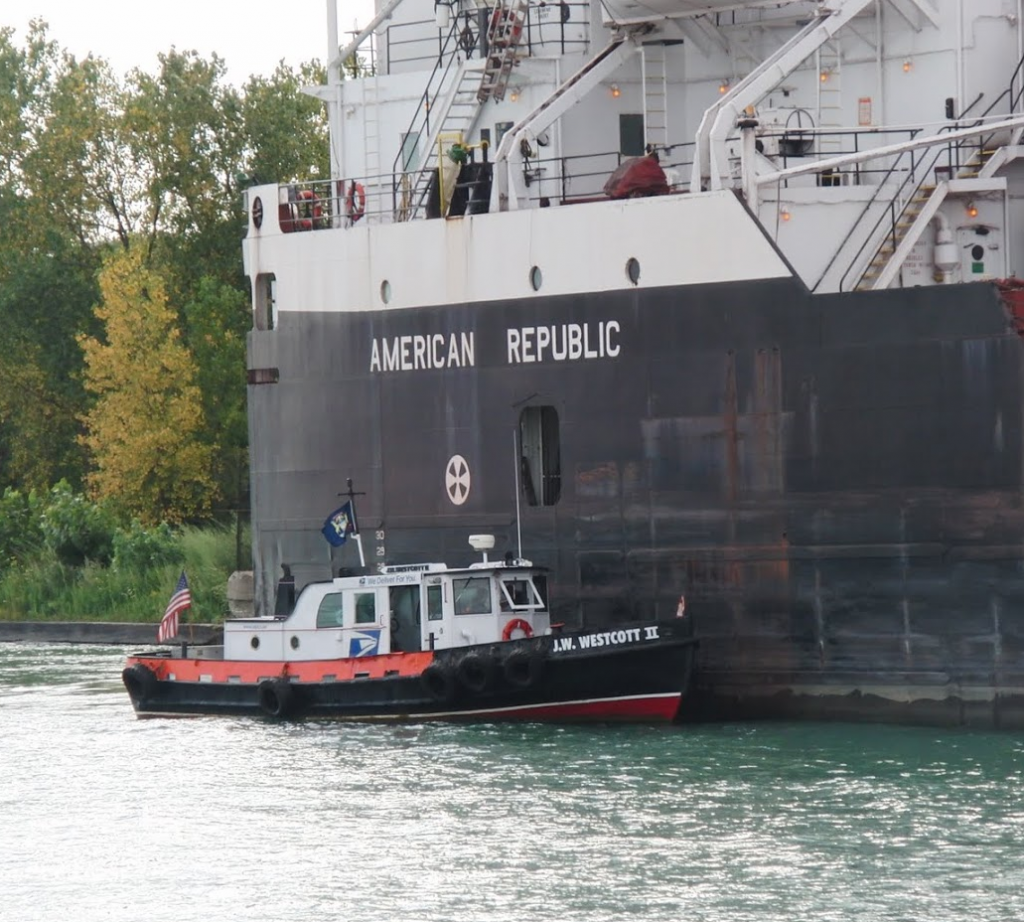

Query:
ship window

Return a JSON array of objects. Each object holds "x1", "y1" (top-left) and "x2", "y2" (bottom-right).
[
  {"x1": 519, "y1": 406, "x2": 561, "y2": 506},
  {"x1": 316, "y1": 592, "x2": 344, "y2": 628},
  {"x1": 254, "y1": 273, "x2": 276, "y2": 331},
  {"x1": 427, "y1": 584, "x2": 444, "y2": 621},
  {"x1": 499, "y1": 578, "x2": 536, "y2": 611},
  {"x1": 495, "y1": 121, "x2": 514, "y2": 145},
  {"x1": 453, "y1": 577, "x2": 492, "y2": 615},
  {"x1": 355, "y1": 592, "x2": 377, "y2": 624},
  {"x1": 619, "y1": 114, "x2": 645, "y2": 157}
]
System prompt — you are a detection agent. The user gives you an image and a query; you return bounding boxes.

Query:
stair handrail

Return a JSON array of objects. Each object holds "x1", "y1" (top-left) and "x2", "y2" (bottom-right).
[
  {"x1": 390, "y1": 15, "x2": 466, "y2": 216},
  {"x1": 826, "y1": 95, "x2": 997, "y2": 292}
]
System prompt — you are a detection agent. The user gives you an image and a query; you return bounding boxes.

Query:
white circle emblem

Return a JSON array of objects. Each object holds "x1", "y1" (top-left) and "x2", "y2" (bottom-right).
[{"x1": 446, "y1": 454, "x2": 471, "y2": 505}]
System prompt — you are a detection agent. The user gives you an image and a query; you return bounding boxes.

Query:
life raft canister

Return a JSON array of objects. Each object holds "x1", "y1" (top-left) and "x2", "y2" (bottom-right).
[
  {"x1": 489, "y1": 7, "x2": 523, "y2": 45},
  {"x1": 296, "y1": 188, "x2": 321, "y2": 230},
  {"x1": 502, "y1": 617, "x2": 533, "y2": 641},
  {"x1": 347, "y1": 181, "x2": 366, "y2": 222}
]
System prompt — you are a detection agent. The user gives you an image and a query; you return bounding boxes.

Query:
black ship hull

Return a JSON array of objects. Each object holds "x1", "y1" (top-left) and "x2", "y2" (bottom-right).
[{"x1": 246, "y1": 276, "x2": 1024, "y2": 727}]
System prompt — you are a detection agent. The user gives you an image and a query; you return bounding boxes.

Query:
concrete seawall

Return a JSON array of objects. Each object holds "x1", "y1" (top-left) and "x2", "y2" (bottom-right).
[{"x1": 0, "y1": 622, "x2": 223, "y2": 645}]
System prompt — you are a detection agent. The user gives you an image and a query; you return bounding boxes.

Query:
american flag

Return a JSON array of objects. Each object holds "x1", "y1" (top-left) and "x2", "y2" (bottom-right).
[{"x1": 158, "y1": 571, "x2": 191, "y2": 643}]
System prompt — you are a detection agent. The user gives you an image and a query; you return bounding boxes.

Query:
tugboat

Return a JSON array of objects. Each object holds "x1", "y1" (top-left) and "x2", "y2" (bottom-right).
[{"x1": 122, "y1": 534, "x2": 696, "y2": 722}]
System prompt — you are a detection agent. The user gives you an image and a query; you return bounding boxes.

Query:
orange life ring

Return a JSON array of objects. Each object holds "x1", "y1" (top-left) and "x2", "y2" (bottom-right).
[
  {"x1": 347, "y1": 181, "x2": 366, "y2": 222},
  {"x1": 502, "y1": 617, "x2": 533, "y2": 641}
]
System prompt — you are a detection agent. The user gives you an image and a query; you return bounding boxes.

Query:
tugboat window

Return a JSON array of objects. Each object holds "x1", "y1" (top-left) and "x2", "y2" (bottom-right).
[
  {"x1": 519, "y1": 406, "x2": 561, "y2": 506},
  {"x1": 355, "y1": 592, "x2": 377, "y2": 624},
  {"x1": 453, "y1": 577, "x2": 492, "y2": 615},
  {"x1": 316, "y1": 592, "x2": 344, "y2": 628},
  {"x1": 427, "y1": 584, "x2": 444, "y2": 621}
]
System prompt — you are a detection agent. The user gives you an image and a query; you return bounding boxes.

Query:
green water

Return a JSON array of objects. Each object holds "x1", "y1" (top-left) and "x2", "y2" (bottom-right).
[{"x1": 1, "y1": 643, "x2": 1022, "y2": 921}]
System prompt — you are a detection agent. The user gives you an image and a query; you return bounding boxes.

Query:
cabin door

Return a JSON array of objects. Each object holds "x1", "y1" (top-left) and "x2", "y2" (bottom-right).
[
  {"x1": 388, "y1": 585, "x2": 421, "y2": 653},
  {"x1": 421, "y1": 577, "x2": 451, "y2": 650}
]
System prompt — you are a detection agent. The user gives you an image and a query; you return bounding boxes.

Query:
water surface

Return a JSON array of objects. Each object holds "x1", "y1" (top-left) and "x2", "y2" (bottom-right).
[{"x1": 2, "y1": 643, "x2": 1022, "y2": 921}]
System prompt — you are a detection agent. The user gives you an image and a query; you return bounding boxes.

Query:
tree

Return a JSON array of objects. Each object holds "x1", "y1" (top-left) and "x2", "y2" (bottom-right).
[{"x1": 78, "y1": 246, "x2": 216, "y2": 524}]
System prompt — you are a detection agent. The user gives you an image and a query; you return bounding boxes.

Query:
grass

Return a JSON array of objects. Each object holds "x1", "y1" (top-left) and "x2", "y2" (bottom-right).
[{"x1": 0, "y1": 525, "x2": 244, "y2": 623}]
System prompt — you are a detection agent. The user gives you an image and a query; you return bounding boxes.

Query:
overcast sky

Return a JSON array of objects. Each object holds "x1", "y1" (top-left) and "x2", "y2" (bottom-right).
[{"x1": 7, "y1": 0, "x2": 377, "y2": 84}]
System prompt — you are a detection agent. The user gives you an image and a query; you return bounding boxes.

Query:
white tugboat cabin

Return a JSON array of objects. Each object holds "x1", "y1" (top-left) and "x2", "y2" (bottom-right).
[{"x1": 223, "y1": 535, "x2": 551, "y2": 662}]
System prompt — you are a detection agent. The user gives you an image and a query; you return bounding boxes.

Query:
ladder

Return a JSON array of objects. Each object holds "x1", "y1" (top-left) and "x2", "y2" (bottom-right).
[
  {"x1": 362, "y1": 71, "x2": 382, "y2": 220},
  {"x1": 478, "y1": 0, "x2": 528, "y2": 102},
  {"x1": 816, "y1": 40, "x2": 843, "y2": 158},
  {"x1": 642, "y1": 44, "x2": 668, "y2": 152}
]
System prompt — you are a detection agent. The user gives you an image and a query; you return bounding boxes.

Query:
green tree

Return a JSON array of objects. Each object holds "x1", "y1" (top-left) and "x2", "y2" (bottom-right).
[{"x1": 78, "y1": 246, "x2": 216, "y2": 524}]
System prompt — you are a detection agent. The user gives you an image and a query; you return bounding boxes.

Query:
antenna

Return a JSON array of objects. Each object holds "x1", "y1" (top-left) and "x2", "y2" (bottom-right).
[{"x1": 512, "y1": 428, "x2": 523, "y2": 559}]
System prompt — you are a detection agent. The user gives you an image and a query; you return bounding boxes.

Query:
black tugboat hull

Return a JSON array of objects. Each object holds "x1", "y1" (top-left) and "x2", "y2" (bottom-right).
[{"x1": 123, "y1": 625, "x2": 698, "y2": 723}]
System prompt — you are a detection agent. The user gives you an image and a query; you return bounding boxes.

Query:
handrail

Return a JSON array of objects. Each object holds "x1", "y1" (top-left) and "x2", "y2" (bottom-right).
[{"x1": 389, "y1": 16, "x2": 464, "y2": 216}]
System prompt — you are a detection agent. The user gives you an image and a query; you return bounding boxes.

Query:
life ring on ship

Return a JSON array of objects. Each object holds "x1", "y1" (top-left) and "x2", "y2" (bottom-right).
[
  {"x1": 295, "y1": 188, "x2": 321, "y2": 230},
  {"x1": 502, "y1": 617, "x2": 533, "y2": 641},
  {"x1": 421, "y1": 662, "x2": 457, "y2": 703},
  {"x1": 122, "y1": 663, "x2": 159, "y2": 701},
  {"x1": 257, "y1": 678, "x2": 294, "y2": 718},
  {"x1": 346, "y1": 181, "x2": 366, "y2": 222},
  {"x1": 456, "y1": 652, "x2": 495, "y2": 694},
  {"x1": 503, "y1": 649, "x2": 544, "y2": 689}
]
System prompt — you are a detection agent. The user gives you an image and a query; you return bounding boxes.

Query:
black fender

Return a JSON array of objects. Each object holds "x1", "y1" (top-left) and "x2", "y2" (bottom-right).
[
  {"x1": 257, "y1": 678, "x2": 294, "y2": 718},
  {"x1": 503, "y1": 649, "x2": 544, "y2": 689},
  {"x1": 456, "y1": 652, "x2": 495, "y2": 695},
  {"x1": 122, "y1": 663, "x2": 159, "y2": 701},
  {"x1": 421, "y1": 662, "x2": 457, "y2": 703}
]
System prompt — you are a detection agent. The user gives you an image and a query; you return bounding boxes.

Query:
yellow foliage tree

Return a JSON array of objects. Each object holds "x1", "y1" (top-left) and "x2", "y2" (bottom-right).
[{"x1": 79, "y1": 247, "x2": 217, "y2": 524}]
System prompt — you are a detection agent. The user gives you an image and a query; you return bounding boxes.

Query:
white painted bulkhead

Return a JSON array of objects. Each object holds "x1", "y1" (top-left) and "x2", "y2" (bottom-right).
[{"x1": 244, "y1": 187, "x2": 792, "y2": 313}]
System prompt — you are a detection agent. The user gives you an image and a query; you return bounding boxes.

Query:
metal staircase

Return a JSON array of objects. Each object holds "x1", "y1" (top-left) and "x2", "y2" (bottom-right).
[{"x1": 855, "y1": 144, "x2": 1002, "y2": 291}]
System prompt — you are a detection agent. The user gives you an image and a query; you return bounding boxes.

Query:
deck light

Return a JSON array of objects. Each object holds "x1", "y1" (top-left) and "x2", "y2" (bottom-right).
[
  {"x1": 903, "y1": 59, "x2": 912, "y2": 73},
  {"x1": 966, "y1": 201, "x2": 979, "y2": 218},
  {"x1": 610, "y1": 83, "x2": 621, "y2": 98},
  {"x1": 719, "y1": 79, "x2": 729, "y2": 94}
]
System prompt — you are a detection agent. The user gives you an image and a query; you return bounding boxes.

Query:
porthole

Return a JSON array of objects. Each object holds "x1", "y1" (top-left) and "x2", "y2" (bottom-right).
[
  {"x1": 380, "y1": 279, "x2": 392, "y2": 303},
  {"x1": 626, "y1": 257, "x2": 640, "y2": 286},
  {"x1": 529, "y1": 265, "x2": 543, "y2": 291},
  {"x1": 250, "y1": 636, "x2": 260, "y2": 650},
  {"x1": 290, "y1": 635, "x2": 300, "y2": 650}
]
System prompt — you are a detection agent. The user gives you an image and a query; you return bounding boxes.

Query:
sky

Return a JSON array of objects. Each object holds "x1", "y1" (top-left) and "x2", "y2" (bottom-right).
[{"x1": 7, "y1": 0, "x2": 377, "y2": 84}]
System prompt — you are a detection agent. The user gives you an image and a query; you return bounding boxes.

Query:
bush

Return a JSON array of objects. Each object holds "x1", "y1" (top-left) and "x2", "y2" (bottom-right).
[
  {"x1": 112, "y1": 520, "x2": 183, "y2": 572},
  {"x1": 39, "y1": 480, "x2": 117, "y2": 567},
  {"x1": 0, "y1": 488, "x2": 44, "y2": 567}
]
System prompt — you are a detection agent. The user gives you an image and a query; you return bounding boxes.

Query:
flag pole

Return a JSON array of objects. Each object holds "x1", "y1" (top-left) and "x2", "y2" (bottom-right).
[{"x1": 342, "y1": 478, "x2": 367, "y2": 567}]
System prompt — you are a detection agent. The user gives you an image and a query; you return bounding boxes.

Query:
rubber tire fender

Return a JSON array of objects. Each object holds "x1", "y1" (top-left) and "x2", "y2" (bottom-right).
[
  {"x1": 456, "y1": 652, "x2": 495, "y2": 695},
  {"x1": 503, "y1": 649, "x2": 544, "y2": 689},
  {"x1": 421, "y1": 662, "x2": 457, "y2": 703},
  {"x1": 257, "y1": 678, "x2": 293, "y2": 718},
  {"x1": 122, "y1": 663, "x2": 159, "y2": 701}
]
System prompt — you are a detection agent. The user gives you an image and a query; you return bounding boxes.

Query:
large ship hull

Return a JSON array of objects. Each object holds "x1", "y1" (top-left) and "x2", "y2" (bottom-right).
[{"x1": 247, "y1": 274, "x2": 1024, "y2": 728}]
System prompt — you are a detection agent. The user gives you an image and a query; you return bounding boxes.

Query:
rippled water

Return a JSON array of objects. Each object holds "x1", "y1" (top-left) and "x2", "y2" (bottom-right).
[{"x1": 2, "y1": 643, "x2": 1023, "y2": 922}]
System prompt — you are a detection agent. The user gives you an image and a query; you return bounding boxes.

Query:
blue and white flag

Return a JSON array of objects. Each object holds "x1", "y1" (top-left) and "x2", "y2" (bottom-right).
[{"x1": 322, "y1": 501, "x2": 356, "y2": 547}]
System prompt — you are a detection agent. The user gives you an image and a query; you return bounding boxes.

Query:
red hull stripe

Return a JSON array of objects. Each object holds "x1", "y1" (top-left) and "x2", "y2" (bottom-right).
[{"x1": 351, "y1": 692, "x2": 684, "y2": 723}]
